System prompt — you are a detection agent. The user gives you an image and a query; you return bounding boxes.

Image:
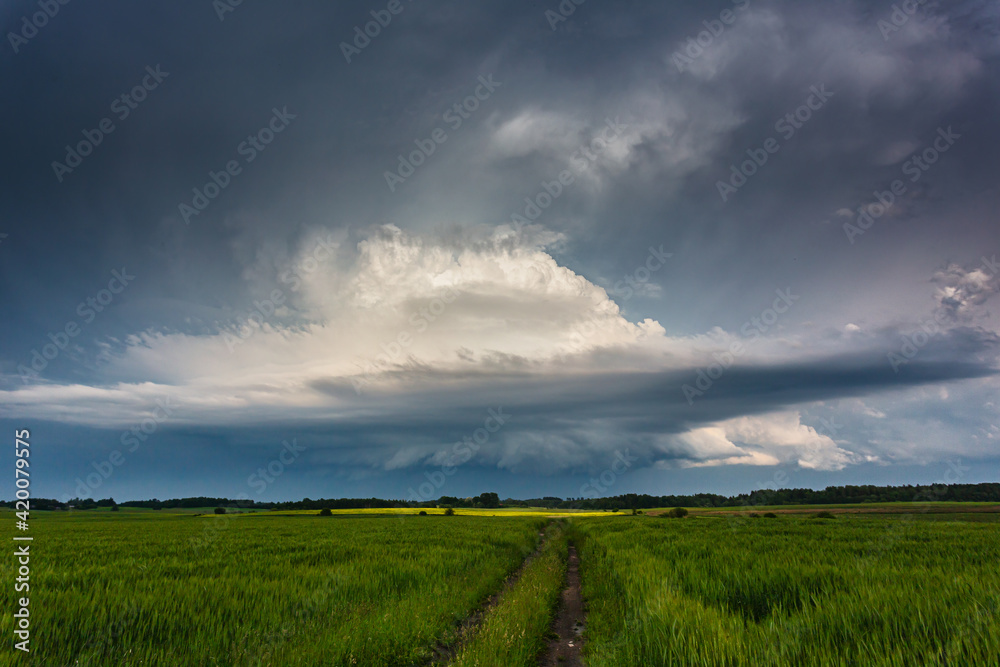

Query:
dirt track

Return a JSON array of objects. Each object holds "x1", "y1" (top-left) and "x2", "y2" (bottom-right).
[{"x1": 542, "y1": 543, "x2": 584, "y2": 666}]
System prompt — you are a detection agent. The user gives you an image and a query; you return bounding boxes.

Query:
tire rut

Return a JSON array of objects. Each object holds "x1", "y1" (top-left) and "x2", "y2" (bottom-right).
[{"x1": 541, "y1": 542, "x2": 584, "y2": 666}]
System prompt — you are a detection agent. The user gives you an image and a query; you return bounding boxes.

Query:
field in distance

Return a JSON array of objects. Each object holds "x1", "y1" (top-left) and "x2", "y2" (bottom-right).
[{"x1": 1, "y1": 503, "x2": 998, "y2": 665}]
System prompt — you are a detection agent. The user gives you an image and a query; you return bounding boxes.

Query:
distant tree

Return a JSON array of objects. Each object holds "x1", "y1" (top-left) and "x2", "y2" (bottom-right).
[
  {"x1": 665, "y1": 507, "x2": 688, "y2": 518},
  {"x1": 319, "y1": 508, "x2": 332, "y2": 516},
  {"x1": 111, "y1": 505, "x2": 119, "y2": 512},
  {"x1": 444, "y1": 507, "x2": 455, "y2": 516},
  {"x1": 477, "y1": 492, "x2": 501, "y2": 508},
  {"x1": 418, "y1": 510, "x2": 427, "y2": 516},
  {"x1": 214, "y1": 507, "x2": 226, "y2": 515}
]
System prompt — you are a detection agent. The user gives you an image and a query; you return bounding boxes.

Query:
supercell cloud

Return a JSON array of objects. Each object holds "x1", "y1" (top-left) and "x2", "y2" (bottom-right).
[{"x1": 1, "y1": 0, "x2": 998, "y2": 501}]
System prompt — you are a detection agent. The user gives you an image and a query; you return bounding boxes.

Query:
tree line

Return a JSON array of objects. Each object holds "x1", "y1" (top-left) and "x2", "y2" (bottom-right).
[
  {"x1": 6, "y1": 483, "x2": 998, "y2": 512},
  {"x1": 507, "y1": 483, "x2": 1000, "y2": 510}
]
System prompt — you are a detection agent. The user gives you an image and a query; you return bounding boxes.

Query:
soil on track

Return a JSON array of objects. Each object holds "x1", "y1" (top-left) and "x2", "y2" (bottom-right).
[{"x1": 542, "y1": 543, "x2": 584, "y2": 666}]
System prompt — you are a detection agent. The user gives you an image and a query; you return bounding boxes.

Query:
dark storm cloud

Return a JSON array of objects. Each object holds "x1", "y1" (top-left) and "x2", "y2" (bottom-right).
[
  {"x1": 2, "y1": 0, "x2": 999, "y2": 498},
  {"x1": 299, "y1": 328, "x2": 997, "y2": 467}
]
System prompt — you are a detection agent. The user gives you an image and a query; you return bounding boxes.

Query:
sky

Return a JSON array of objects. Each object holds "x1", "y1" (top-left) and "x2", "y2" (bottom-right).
[{"x1": 1, "y1": 0, "x2": 999, "y2": 503}]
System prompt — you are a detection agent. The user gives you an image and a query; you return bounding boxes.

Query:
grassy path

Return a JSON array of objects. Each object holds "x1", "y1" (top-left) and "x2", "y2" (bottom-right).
[{"x1": 446, "y1": 521, "x2": 569, "y2": 667}]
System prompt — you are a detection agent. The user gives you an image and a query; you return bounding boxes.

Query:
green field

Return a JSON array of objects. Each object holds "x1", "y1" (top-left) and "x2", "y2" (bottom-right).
[
  {"x1": 2, "y1": 507, "x2": 999, "y2": 665},
  {"x1": 1, "y1": 512, "x2": 548, "y2": 666},
  {"x1": 577, "y1": 514, "x2": 1000, "y2": 665}
]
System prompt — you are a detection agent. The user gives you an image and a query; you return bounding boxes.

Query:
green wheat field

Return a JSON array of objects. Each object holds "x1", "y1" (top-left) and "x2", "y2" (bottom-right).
[{"x1": 2, "y1": 506, "x2": 998, "y2": 666}]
